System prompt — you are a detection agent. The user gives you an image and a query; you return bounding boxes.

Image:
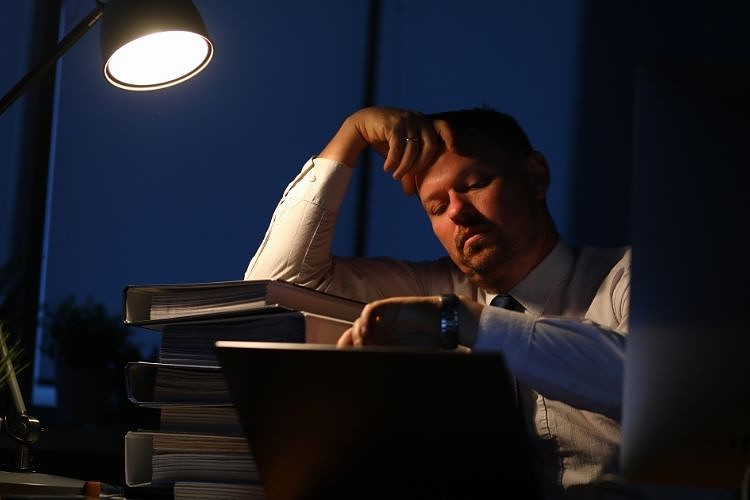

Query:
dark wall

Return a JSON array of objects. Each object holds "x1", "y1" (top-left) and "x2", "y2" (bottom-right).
[
  {"x1": 1, "y1": 0, "x2": 748, "y2": 408},
  {"x1": 570, "y1": 0, "x2": 750, "y2": 245}
]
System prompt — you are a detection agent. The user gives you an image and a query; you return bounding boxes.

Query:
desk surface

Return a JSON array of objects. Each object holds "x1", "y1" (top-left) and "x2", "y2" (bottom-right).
[{"x1": 0, "y1": 427, "x2": 125, "y2": 491}]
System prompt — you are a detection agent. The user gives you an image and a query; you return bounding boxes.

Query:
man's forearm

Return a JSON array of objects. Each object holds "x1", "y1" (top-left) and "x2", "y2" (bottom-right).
[
  {"x1": 319, "y1": 115, "x2": 368, "y2": 168},
  {"x1": 474, "y1": 310, "x2": 626, "y2": 420}
]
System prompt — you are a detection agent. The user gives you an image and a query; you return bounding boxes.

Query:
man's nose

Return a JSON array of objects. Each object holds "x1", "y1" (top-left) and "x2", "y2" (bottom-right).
[{"x1": 446, "y1": 192, "x2": 476, "y2": 224}]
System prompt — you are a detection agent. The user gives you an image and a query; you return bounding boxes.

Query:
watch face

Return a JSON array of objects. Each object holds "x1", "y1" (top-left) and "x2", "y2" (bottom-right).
[{"x1": 440, "y1": 294, "x2": 460, "y2": 349}]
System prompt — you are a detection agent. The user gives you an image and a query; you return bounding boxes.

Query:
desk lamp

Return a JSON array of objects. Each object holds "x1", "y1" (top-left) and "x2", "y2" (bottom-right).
[
  {"x1": 0, "y1": 0, "x2": 214, "y2": 114},
  {"x1": 0, "y1": 0, "x2": 213, "y2": 494}
]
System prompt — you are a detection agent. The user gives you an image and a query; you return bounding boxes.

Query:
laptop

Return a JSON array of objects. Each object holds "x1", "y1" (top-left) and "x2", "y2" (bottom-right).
[{"x1": 215, "y1": 341, "x2": 541, "y2": 500}]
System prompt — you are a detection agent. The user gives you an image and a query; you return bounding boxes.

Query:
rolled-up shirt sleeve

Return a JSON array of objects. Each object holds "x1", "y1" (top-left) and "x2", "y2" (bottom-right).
[
  {"x1": 245, "y1": 157, "x2": 351, "y2": 286},
  {"x1": 244, "y1": 156, "x2": 468, "y2": 303},
  {"x1": 474, "y1": 308, "x2": 626, "y2": 420}
]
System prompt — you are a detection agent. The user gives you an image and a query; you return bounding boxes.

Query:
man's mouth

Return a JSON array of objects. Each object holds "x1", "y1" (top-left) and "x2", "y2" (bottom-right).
[
  {"x1": 463, "y1": 233, "x2": 484, "y2": 251},
  {"x1": 457, "y1": 230, "x2": 485, "y2": 254}
]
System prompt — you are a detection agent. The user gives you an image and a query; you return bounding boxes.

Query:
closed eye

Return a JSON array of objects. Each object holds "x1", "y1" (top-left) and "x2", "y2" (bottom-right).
[
  {"x1": 469, "y1": 180, "x2": 489, "y2": 189},
  {"x1": 457, "y1": 179, "x2": 490, "y2": 193},
  {"x1": 429, "y1": 203, "x2": 447, "y2": 216}
]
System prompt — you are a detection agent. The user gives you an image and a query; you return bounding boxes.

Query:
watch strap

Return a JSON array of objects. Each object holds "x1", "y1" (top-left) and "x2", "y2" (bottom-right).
[{"x1": 439, "y1": 294, "x2": 460, "y2": 349}]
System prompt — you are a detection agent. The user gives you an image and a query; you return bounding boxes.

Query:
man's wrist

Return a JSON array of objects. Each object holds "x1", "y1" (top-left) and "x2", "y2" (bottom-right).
[{"x1": 319, "y1": 119, "x2": 368, "y2": 168}]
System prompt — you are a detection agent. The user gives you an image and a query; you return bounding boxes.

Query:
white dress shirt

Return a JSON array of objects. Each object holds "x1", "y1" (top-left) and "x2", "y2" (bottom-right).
[{"x1": 245, "y1": 157, "x2": 737, "y2": 500}]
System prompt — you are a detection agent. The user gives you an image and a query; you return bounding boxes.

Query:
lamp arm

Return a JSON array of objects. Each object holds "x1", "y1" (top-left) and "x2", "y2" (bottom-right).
[{"x1": 0, "y1": 2, "x2": 105, "y2": 117}]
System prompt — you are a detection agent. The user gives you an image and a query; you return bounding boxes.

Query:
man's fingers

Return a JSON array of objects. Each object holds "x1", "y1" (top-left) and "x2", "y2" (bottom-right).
[
  {"x1": 351, "y1": 317, "x2": 365, "y2": 346},
  {"x1": 383, "y1": 132, "x2": 407, "y2": 174},
  {"x1": 433, "y1": 119, "x2": 456, "y2": 152},
  {"x1": 393, "y1": 125, "x2": 442, "y2": 183},
  {"x1": 337, "y1": 329, "x2": 353, "y2": 347},
  {"x1": 391, "y1": 130, "x2": 423, "y2": 180},
  {"x1": 398, "y1": 127, "x2": 441, "y2": 196},
  {"x1": 400, "y1": 174, "x2": 417, "y2": 196}
]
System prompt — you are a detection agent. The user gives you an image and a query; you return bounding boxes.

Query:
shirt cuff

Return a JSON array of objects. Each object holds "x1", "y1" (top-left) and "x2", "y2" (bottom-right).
[{"x1": 473, "y1": 306, "x2": 534, "y2": 374}]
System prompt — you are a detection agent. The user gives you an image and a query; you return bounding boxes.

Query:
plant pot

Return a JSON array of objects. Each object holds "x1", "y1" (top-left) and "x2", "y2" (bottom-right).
[{"x1": 55, "y1": 365, "x2": 113, "y2": 428}]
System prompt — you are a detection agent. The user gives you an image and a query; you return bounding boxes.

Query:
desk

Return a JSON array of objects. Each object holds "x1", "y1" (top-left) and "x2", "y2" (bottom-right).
[
  {"x1": 0, "y1": 426, "x2": 170, "y2": 499},
  {"x1": 0, "y1": 426, "x2": 124, "y2": 486}
]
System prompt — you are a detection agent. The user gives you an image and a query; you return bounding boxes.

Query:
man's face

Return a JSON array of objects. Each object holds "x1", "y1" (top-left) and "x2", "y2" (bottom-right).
[{"x1": 416, "y1": 149, "x2": 551, "y2": 292}]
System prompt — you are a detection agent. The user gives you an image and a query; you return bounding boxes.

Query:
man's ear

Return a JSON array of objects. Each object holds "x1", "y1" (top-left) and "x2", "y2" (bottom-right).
[{"x1": 524, "y1": 151, "x2": 550, "y2": 199}]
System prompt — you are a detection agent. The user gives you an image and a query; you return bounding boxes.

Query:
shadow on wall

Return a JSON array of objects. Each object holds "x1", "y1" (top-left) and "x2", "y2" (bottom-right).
[
  {"x1": 568, "y1": 0, "x2": 750, "y2": 247},
  {"x1": 568, "y1": 1, "x2": 638, "y2": 247}
]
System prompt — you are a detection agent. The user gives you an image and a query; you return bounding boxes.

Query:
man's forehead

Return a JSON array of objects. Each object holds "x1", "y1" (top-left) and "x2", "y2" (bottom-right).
[
  {"x1": 415, "y1": 154, "x2": 497, "y2": 203},
  {"x1": 417, "y1": 152, "x2": 502, "y2": 187}
]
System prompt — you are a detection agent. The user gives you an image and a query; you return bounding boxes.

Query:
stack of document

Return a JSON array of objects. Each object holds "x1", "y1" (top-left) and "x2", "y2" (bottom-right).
[{"x1": 121, "y1": 278, "x2": 363, "y2": 499}]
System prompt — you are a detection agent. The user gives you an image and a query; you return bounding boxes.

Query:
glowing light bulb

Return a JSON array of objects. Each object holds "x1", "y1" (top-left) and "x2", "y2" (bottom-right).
[{"x1": 105, "y1": 31, "x2": 213, "y2": 90}]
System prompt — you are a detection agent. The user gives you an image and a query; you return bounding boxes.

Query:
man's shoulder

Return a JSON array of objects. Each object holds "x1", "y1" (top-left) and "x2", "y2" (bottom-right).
[
  {"x1": 574, "y1": 244, "x2": 631, "y2": 271},
  {"x1": 567, "y1": 243, "x2": 631, "y2": 299}
]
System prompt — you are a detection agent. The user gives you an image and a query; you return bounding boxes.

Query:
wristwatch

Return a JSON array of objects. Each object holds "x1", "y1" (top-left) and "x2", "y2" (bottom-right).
[{"x1": 439, "y1": 294, "x2": 460, "y2": 349}]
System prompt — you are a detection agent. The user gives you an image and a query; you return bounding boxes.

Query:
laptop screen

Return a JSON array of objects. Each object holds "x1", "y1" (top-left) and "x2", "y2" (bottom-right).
[{"x1": 216, "y1": 341, "x2": 541, "y2": 500}]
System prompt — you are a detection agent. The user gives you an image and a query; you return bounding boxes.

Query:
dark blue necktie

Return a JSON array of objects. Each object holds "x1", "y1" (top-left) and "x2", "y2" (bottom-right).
[{"x1": 490, "y1": 294, "x2": 524, "y2": 313}]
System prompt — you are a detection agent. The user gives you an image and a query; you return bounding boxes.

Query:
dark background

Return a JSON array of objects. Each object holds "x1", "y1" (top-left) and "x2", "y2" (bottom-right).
[{"x1": 0, "y1": 0, "x2": 747, "y2": 489}]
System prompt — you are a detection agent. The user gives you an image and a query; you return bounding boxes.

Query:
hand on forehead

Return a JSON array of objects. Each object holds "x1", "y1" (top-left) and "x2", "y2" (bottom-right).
[{"x1": 400, "y1": 119, "x2": 455, "y2": 196}]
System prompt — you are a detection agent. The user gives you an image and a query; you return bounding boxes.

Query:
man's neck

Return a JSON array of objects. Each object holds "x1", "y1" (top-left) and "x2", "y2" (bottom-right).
[{"x1": 475, "y1": 227, "x2": 559, "y2": 294}]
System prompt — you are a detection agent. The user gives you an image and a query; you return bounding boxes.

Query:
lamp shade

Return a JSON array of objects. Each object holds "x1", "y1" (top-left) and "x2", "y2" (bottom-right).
[{"x1": 100, "y1": 0, "x2": 214, "y2": 91}]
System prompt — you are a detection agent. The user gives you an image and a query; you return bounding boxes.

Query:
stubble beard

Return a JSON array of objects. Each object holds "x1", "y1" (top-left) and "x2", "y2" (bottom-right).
[
  {"x1": 460, "y1": 234, "x2": 516, "y2": 277},
  {"x1": 458, "y1": 222, "x2": 537, "y2": 291}
]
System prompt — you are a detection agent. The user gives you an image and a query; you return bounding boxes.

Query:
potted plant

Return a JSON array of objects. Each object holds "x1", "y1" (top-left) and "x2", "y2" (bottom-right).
[
  {"x1": 42, "y1": 295, "x2": 141, "y2": 428},
  {"x1": 0, "y1": 322, "x2": 27, "y2": 394}
]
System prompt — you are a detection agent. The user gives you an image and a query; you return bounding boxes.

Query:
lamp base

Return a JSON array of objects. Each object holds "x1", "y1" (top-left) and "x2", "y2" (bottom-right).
[{"x1": 0, "y1": 469, "x2": 85, "y2": 496}]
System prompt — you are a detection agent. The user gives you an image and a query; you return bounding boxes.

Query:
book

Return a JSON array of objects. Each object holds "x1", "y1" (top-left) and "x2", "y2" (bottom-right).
[
  {"x1": 125, "y1": 361, "x2": 232, "y2": 407},
  {"x1": 173, "y1": 481, "x2": 266, "y2": 500},
  {"x1": 125, "y1": 430, "x2": 260, "y2": 487},
  {"x1": 159, "y1": 406, "x2": 244, "y2": 436},
  {"x1": 122, "y1": 279, "x2": 364, "y2": 327},
  {"x1": 157, "y1": 311, "x2": 351, "y2": 366}
]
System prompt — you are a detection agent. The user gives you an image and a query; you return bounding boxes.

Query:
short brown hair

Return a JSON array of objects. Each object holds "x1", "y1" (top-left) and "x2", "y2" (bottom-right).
[{"x1": 428, "y1": 107, "x2": 532, "y2": 162}]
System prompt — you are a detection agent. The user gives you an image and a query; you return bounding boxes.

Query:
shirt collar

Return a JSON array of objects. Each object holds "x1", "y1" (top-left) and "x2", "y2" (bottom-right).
[{"x1": 483, "y1": 239, "x2": 573, "y2": 316}]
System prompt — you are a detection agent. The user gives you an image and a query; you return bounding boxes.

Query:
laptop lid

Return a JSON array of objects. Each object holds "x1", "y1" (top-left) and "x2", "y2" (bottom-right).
[{"x1": 215, "y1": 341, "x2": 541, "y2": 500}]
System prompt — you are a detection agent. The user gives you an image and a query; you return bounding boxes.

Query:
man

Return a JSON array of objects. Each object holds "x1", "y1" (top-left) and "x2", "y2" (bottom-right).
[{"x1": 244, "y1": 107, "x2": 727, "y2": 499}]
